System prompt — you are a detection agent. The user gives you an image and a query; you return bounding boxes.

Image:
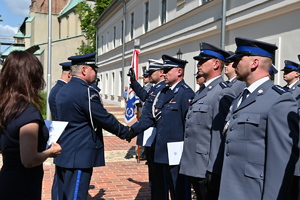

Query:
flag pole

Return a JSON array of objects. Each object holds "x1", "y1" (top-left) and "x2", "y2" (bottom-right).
[{"x1": 46, "y1": 0, "x2": 52, "y2": 120}]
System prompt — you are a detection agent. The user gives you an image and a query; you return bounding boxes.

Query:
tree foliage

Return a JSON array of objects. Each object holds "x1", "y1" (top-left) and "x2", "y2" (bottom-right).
[{"x1": 76, "y1": 0, "x2": 114, "y2": 54}]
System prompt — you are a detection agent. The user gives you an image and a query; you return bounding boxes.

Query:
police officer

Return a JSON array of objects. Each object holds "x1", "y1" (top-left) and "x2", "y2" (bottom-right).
[
  {"x1": 224, "y1": 51, "x2": 246, "y2": 95},
  {"x1": 179, "y1": 43, "x2": 235, "y2": 200},
  {"x1": 127, "y1": 55, "x2": 195, "y2": 200},
  {"x1": 128, "y1": 59, "x2": 169, "y2": 200},
  {"x1": 291, "y1": 56, "x2": 300, "y2": 200},
  {"x1": 282, "y1": 60, "x2": 300, "y2": 98},
  {"x1": 219, "y1": 37, "x2": 299, "y2": 199},
  {"x1": 52, "y1": 52, "x2": 129, "y2": 200},
  {"x1": 48, "y1": 62, "x2": 72, "y2": 120}
]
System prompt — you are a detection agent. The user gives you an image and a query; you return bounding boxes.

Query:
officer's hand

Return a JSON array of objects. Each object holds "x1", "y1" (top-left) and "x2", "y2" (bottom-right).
[
  {"x1": 127, "y1": 68, "x2": 136, "y2": 82},
  {"x1": 125, "y1": 127, "x2": 136, "y2": 143}
]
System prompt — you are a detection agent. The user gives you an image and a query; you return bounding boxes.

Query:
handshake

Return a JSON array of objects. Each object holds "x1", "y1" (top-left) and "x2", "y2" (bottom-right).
[{"x1": 124, "y1": 126, "x2": 136, "y2": 143}]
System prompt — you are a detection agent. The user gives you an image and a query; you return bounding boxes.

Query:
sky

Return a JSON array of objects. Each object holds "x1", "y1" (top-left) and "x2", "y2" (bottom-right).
[{"x1": 0, "y1": 0, "x2": 31, "y2": 53}]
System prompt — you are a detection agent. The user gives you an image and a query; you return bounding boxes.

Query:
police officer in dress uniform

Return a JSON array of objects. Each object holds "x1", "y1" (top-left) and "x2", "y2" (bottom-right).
[
  {"x1": 48, "y1": 62, "x2": 72, "y2": 120},
  {"x1": 179, "y1": 43, "x2": 235, "y2": 200},
  {"x1": 224, "y1": 51, "x2": 246, "y2": 95},
  {"x1": 282, "y1": 60, "x2": 300, "y2": 98},
  {"x1": 127, "y1": 55, "x2": 195, "y2": 200},
  {"x1": 291, "y1": 55, "x2": 300, "y2": 200},
  {"x1": 219, "y1": 37, "x2": 299, "y2": 200},
  {"x1": 128, "y1": 59, "x2": 169, "y2": 199},
  {"x1": 51, "y1": 52, "x2": 129, "y2": 200}
]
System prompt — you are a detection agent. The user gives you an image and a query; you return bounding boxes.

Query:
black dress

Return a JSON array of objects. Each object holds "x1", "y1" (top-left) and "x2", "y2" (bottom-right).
[{"x1": 0, "y1": 104, "x2": 49, "y2": 200}]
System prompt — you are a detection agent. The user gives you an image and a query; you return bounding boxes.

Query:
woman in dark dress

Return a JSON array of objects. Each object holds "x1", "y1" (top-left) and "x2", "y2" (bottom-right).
[{"x1": 0, "y1": 51, "x2": 62, "y2": 200}]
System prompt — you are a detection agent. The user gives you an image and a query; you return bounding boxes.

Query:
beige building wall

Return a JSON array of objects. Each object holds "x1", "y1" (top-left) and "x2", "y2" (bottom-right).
[{"x1": 95, "y1": 0, "x2": 300, "y2": 106}]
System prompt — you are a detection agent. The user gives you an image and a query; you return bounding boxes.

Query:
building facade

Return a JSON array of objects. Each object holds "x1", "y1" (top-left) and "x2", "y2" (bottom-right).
[
  {"x1": 95, "y1": 0, "x2": 300, "y2": 106},
  {"x1": 1, "y1": 0, "x2": 92, "y2": 87}
]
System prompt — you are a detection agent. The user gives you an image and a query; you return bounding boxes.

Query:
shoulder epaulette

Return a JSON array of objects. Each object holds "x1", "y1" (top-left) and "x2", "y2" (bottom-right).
[
  {"x1": 272, "y1": 85, "x2": 286, "y2": 95},
  {"x1": 219, "y1": 81, "x2": 229, "y2": 89},
  {"x1": 181, "y1": 83, "x2": 190, "y2": 89}
]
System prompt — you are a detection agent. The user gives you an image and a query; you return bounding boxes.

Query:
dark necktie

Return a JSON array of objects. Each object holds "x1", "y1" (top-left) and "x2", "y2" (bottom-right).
[
  {"x1": 241, "y1": 89, "x2": 250, "y2": 103},
  {"x1": 198, "y1": 84, "x2": 206, "y2": 93}
]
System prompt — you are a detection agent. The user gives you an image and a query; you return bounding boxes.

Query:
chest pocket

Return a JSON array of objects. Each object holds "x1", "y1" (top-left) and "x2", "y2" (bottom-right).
[
  {"x1": 147, "y1": 95, "x2": 155, "y2": 104},
  {"x1": 192, "y1": 104, "x2": 209, "y2": 113},
  {"x1": 236, "y1": 113, "x2": 261, "y2": 140},
  {"x1": 165, "y1": 103, "x2": 179, "y2": 111}
]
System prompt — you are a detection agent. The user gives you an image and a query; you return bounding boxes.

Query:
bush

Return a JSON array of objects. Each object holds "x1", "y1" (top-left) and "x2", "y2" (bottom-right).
[{"x1": 39, "y1": 91, "x2": 47, "y2": 120}]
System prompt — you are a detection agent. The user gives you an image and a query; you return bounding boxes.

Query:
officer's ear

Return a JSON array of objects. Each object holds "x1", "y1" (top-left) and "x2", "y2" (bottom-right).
[{"x1": 81, "y1": 65, "x2": 88, "y2": 76}]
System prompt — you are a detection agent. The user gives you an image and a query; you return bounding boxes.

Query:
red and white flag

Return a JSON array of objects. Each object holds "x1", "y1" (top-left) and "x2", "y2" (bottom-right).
[{"x1": 125, "y1": 48, "x2": 141, "y2": 123}]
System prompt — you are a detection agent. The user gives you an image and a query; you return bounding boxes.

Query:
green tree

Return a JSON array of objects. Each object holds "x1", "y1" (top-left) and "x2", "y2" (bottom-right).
[{"x1": 76, "y1": 0, "x2": 114, "y2": 54}]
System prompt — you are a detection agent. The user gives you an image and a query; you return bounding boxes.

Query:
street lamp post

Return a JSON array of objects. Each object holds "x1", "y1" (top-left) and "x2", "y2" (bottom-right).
[{"x1": 176, "y1": 48, "x2": 182, "y2": 59}]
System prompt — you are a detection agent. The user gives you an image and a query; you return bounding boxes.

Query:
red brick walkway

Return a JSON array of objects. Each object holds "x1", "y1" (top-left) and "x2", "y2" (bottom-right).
[{"x1": 41, "y1": 103, "x2": 151, "y2": 200}]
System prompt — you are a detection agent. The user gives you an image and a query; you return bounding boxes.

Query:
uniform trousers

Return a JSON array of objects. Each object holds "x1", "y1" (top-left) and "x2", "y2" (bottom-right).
[
  {"x1": 206, "y1": 171, "x2": 220, "y2": 200},
  {"x1": 189, "y1": 176, "x2": 208, "y2": 200},
  {"x1": 145, "y1": 146, "x2": 169, "y2": 200},
  {"x1": 52, "y1": 166, "x2": 93, "y2": 200},
  {"x1": 290, "y1": 176, "x2": 300, "y2": 200},
  {"x1": 154, "y1": 163, "x2": 191, "y2": 200}
]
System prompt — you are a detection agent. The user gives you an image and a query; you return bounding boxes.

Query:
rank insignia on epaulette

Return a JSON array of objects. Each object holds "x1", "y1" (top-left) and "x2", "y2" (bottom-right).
[
  {"x1": 219, "y1": 81, "x2": 229, "y2": 89},
  {"x1": 183, "y1": 84, "x2": 188, "y2": 88},
  {"x1": 272, "y1": 85, "x2": 286, "y2": 94}
]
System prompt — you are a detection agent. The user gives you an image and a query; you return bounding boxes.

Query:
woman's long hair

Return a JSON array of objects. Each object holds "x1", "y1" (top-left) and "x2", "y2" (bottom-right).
[{"x1": 0, "y1": 51, "x2": 45, "y2": 130}]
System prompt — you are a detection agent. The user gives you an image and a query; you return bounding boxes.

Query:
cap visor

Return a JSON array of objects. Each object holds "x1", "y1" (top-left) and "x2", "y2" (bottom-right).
[
  {"x1": 226, "y1": 54, "x2": 244, "y2": 62},
  {"x1": 193, "y1": 55, "x2": 214, "y2": 61}
]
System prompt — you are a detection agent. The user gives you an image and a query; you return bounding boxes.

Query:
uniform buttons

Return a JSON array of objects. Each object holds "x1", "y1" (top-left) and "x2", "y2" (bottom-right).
[
  {"x1": 233, "y1": 115, "x2": 237, "y2": 119},
  {"x1": 260, "y1": 174, "x2": 263, "y2": 178},
  {"x1": 157, "y1": 134, "x2": 161, "y2": 136},
  {"x1": 226, "y1": 139, "x2": 231, "y2": 144},
  {"x1": 226, "y1": 152, "x2": 230, "y2": 156},
  {"x1": 190, "y1": 107, "x2": 192, "y2": 110},
  {"x1": 229, "y1": 127, "x2": 233, "y2": 131},
  {"x1": 246, "y1": 118, "x2": 249, "y2": 121}
]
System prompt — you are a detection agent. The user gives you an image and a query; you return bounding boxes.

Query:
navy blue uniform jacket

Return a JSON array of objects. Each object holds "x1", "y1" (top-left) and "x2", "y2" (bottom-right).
[
  {"x1": 132, "y1": 80, "x2": 195, "y2": 164},
  {"x1": 48, "y1": 80, "x2": 66, "y2": 120},
  {"x1": 54, "y1": 77, "x2": 128, "y2": 168}
]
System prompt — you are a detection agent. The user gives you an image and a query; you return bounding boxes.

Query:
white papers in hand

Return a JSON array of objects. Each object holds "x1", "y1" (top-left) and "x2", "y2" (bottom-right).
[
  {"x1": 44, "y1": 120, "x2": 68, "y2": 149},
  {"x1": 167, "y1": 141, "x2": 184, "y2": 165}
]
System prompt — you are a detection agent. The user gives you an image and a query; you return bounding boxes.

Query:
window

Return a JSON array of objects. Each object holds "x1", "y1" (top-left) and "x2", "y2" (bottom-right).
[
  {"x1": 130, "y1": 12, "x2": 134, "y2": 39},
  {"x1": 113, "y1": 26, "x2": 116, "y2": 48},
  {"x1": 144, "y1": 2, "x2": 149, "y2": 32},
  {"x1": 121, "y1": 20, "x2": 124, "y2": 44},
  {"x1": 161, "y1": 0, "x2": 166, "y2": 24},
  {"x1": 106, "y1": 31, "x2": 109, "y2": 50},
  {"x1": 101, "y1": 36, "x2": 104, "y2": 53}
]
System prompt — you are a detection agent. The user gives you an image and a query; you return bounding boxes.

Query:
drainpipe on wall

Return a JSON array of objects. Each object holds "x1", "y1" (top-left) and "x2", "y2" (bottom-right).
[
  {"x1": 120, "y1": 0, "x2": 127, "y2": 98},
  {"x1": 220, "y1": 0, "x2": 226, "y2": 49}
]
